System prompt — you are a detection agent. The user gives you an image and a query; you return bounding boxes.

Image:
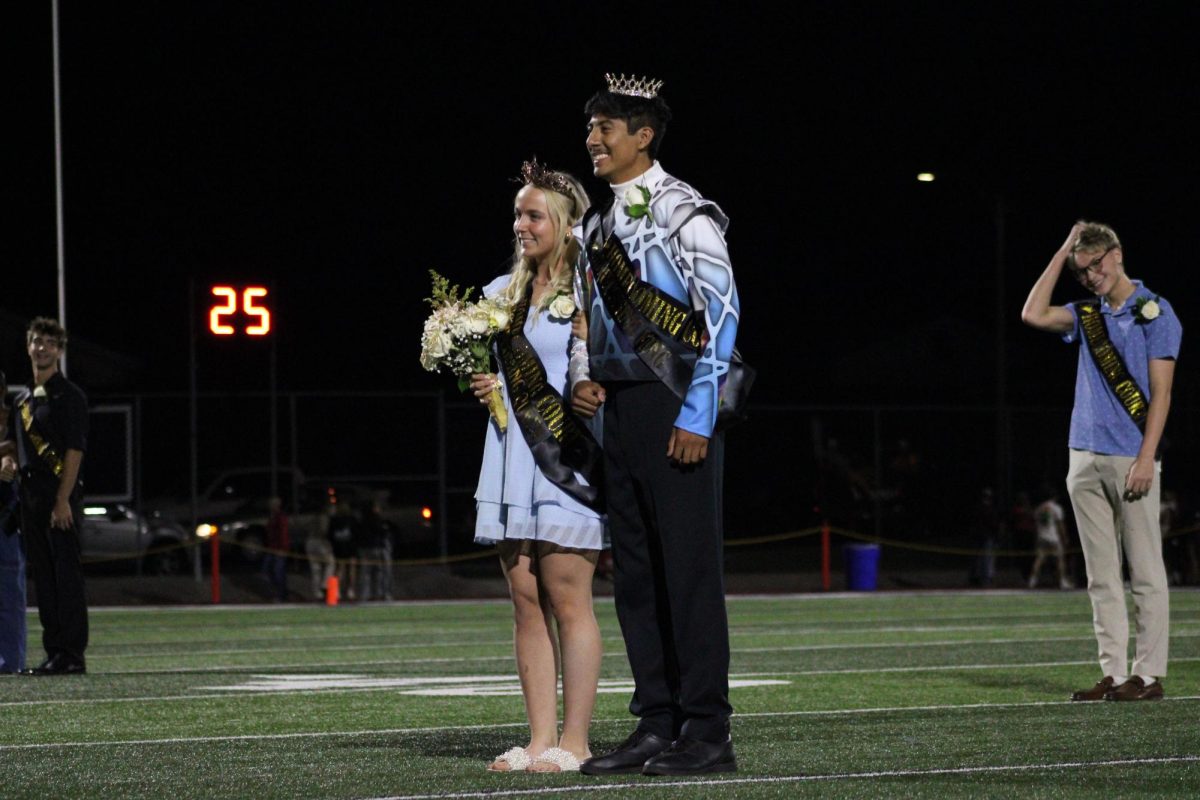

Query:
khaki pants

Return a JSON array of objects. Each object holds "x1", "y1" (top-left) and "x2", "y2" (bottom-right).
[{"x1": 1066, "y1": 449, "x2": 1169, "y2": 678}]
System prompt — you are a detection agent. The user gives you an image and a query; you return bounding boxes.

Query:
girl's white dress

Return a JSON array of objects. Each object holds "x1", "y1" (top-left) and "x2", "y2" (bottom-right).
[{"x1": 474, "y1": 275, "x2": 603, "y2": 549}]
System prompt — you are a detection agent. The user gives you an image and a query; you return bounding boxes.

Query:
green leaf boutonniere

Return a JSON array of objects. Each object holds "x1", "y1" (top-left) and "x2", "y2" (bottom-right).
[
  {"x1": 1133, "y1": 296, "x2": 1162, "y2": 325},
  {"x1": 622, "y1": 185, "x2": 654, "y2": 223}
]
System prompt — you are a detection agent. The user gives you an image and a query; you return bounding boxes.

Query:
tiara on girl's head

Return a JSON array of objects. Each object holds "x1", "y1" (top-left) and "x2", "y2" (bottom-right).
[
  {"x1": 517, "y1": 158, "x2": 574, "y2": 196},
  {"x1": 605, "y1": 73, "x2": 664, "y2": 99}
]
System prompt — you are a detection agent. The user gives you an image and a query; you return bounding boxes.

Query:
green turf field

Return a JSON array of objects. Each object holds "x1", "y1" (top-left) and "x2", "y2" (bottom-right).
[{"x1": 2, "y1": 590, "x2": 1198, "y2": 799}]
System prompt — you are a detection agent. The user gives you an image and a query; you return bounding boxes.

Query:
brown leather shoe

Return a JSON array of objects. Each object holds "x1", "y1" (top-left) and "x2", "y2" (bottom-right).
[
  {"x1": 1104, "y1": 676, "x2": 1164, "y2": 702},
  {"x1": 1070, "y1": 676, "x2": 1115, "y2": 701}
]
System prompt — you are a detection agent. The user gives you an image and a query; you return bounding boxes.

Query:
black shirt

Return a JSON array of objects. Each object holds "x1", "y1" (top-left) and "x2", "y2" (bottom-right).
[{"x1": 11, "y1": 372, "x2": 88, "y2": 490}]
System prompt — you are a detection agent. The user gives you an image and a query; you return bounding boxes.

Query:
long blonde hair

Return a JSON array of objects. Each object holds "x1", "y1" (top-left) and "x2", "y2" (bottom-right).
[{"x1": 502, "y1": 172, "x2": 590, "y2": 314}]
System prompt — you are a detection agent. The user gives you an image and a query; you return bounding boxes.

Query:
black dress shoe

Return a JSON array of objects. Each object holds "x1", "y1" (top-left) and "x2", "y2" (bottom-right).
[
  {"x1": 580, "y1": 729, "x2": 673, "y2": 775},
  {"x1": 642, "y1": 736, "x2": 737, "y2": 776},
  {"x1": 32, "y1": 654, "x2": 86, "y2": 675}
]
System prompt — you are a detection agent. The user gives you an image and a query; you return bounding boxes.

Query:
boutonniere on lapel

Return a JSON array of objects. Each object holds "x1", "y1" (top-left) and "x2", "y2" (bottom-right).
[
  {"x1": 548, "y1": 293, "x2": 577, "y2": 321},
  {"x1": 622, "y1": 185, "x2": 654, "y2": 223},
  {"x1": 1132, "y1": 296, "x2": 1161, "y2": 325},
  {"x1": 32, "y1": 385, "x2": 48, "y2": 399}
]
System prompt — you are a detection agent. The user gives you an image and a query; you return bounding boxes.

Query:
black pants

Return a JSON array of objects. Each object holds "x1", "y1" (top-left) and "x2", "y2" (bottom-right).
[
  {"x1": 603, "y1": 381, "x2": 731, "y2": 743},
  {"x1": 20, "y1": 481, "x2": 88, "y2": 661}
]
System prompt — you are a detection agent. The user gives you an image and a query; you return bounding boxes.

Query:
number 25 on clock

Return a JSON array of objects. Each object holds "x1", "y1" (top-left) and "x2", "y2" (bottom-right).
[{"x1": 209, "y1": 286, "x2": 271, "y2": 336}]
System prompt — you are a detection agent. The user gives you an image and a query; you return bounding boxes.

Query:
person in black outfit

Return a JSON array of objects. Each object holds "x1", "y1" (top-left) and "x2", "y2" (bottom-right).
[
  {"x1": 10, "y1": 318, "x2": 89, "y2": 675},
  {"x1": 571, "y1": 76, "x2": 741, "y2": 776}
]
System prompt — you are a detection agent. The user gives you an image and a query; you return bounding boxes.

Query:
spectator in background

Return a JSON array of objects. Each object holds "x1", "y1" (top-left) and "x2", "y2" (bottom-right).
[
  {"x1": 263, "y1": 496, "x2": 290, "y2": 602},
  {"x1": 329, "y1": 504, "x2": 359, "y2": 601},
  {"x1": 1009, "y1": 490, "x2": 1037, "y2": 580},
  {"x1": 1029, "y1": 486, "x2": 1071, "y2": 589},
  {"x1": 356, "y1": 499, "x2": 390, "y2": 601},
  {"x1": 967, "y1": 487, "x2": 1001, "y2": 588},
  {"x1": 1, "y1": 369, "x2": 28, "y2": 675},
  {"x1": 11, "y1": 318, "x2": 90, "y2": 675},
  {"x1": 306, "y1": 503, "x2": 336, "y2": 601},
  {"x1": 1159, "y1": 490, "x2": 1197, "y2": 586}
]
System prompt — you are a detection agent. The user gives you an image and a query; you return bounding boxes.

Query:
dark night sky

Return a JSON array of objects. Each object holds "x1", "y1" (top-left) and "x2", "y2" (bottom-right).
[{"x1": 8, "y1": 2, "x2": 1197, "y2": 406}]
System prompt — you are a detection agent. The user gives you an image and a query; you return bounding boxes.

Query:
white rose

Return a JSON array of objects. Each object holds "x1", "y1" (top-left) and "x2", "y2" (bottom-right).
[
  {"x1": 550, "y1": 294, "x2": 576, "y2": 319},
  {"x1": 424, "y1": 329, "x2": 453, "y2": 359},
  {"x1": 1140, "y1": 300, "x2": 1161, "y2": 321},
  {"x1": 489, "y1": 306, "x2": 511, "y2": 331},
  {"x1": 623, "y1": 186, "x2": 644, "y2": 207},
  {"x1": 466, "y1": 309, "x2": 491, "y2": 335}
]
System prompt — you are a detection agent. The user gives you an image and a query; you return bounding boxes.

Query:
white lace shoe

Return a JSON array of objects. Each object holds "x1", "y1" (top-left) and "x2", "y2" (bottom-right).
[
  {"x1": 529, "y1": 747, "x2": 584, "y2": 773},
  {"x1": 487, "y1": 746, "x2": 533, "y2": 772}
]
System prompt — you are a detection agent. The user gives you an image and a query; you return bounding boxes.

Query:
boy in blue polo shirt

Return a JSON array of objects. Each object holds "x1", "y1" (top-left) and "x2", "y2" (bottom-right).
[{"x1": 1022, "y1": 221, "x2": 1181, "y2": 702}]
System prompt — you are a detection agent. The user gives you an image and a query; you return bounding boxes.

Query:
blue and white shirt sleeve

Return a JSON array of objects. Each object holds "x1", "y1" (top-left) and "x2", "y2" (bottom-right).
[
  {"x1": 669, "y1": 213, "x2": 740, "y2": 438},
  {"x1": 1145, "y1": 298, "x2": 1182, "y2": 360}
]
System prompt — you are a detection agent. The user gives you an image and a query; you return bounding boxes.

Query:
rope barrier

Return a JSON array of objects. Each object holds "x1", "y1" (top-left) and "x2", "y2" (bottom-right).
[{"x1": 76, "y1": 522, "x2": 1200, "y2": 566}]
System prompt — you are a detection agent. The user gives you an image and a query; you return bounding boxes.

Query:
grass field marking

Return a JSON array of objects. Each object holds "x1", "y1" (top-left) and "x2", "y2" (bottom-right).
[
  {"x1": 738, "y1": 654, "x2": 1200, "y2": 677},
  {"x1": 87, "y1": 629, "x2": 1163, "y2": 663},
  {"x1": 9, "y1": 657, "x2": 1200, "y2": 700},
  {"x1": 196, "y1": 674, "x2": 788, "y2": 696},
  {"x1": 4, "y1": 696, "x2": 1198, "y2": 751},
  {"x1": 81, "y1": 623, "x2": 1200, "y2": 662},
  {"x1": 363, "y1": 755, "x2": 1200, "y2": 800}
]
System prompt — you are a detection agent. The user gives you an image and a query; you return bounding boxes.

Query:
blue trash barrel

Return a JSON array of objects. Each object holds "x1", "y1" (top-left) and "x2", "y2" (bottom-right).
[{"x1": 844, "y1": 543, "x2": 881, "y2": 591}]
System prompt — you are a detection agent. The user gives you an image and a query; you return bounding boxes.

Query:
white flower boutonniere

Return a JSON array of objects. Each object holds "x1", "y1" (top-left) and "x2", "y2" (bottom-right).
[
  {"x1": 33, "y1": 385, "x2": 48, "y2": 399},
  {"x1": 549, "y1": 293, "x2": 577, "y2": 320},
  {"x1": 1133, "y1": 296, "x2": 1161, "y2": 325},
  {"x1": 622, "y1": 185, "x2": 654, "y2": 223}
]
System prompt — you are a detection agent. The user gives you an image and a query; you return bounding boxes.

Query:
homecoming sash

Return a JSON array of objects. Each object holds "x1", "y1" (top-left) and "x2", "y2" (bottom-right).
[
  {"x1": 1075, "y1": 301, "x2": 1149, "y2": 429},
  {"x1": 587, "y1": 227, "x2": 754, "y2": 430},
  {"x1": 19, "y1": 399, "x2": 65, "y2": 477},
  {"x1": 493, "y1": 285, "x2": 604, "y2": 513}
]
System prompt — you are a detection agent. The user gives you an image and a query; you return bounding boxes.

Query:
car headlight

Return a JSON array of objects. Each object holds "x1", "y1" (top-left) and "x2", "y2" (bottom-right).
[{"x1": 195, "y1": 523, "x2": 218, "y2": 539}]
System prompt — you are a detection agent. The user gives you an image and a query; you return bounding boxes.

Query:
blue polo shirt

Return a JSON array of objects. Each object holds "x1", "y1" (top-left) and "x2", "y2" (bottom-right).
[{"x1": 1063, "y1": 281, "x2": 1182, "y2": 457}]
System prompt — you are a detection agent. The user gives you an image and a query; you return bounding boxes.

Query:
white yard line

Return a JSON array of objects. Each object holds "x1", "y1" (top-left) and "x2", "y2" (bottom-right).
[
  {"x1": 2, "y1": 698, "x2": 1197, "y2": 751},
  {"x1": 363, "y1": 755, "x2": 1200, "y2": 800},
  {"x1": 81, "y1": 630, "x2": 1200, "y2": 666}
]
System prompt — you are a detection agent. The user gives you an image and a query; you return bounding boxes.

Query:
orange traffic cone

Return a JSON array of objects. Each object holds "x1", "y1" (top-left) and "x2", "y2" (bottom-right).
[{"x1": 325, "y1": 575, "x2": 339, "y2": 606}]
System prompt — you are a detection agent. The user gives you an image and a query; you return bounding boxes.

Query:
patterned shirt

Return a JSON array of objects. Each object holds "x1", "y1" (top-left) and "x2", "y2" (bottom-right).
[{"x1": 571, "y1": 162, "x2": 740, "y2": 438}]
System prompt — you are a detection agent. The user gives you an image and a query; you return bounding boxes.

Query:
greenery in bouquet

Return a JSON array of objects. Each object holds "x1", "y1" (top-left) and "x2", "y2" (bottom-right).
[{"x1": 419, "y1": 270, "x2": 511, "y2": 430}]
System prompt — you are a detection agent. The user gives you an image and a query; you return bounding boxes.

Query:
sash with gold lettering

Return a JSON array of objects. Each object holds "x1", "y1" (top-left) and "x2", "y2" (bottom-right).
[
  {"x1": 586, "y1": 228, "x2": 754, "y2": 430},
  {"x1": 493, "y1": 284, "x2": 604, "y2": 512},
  {"x1": 18, "y1": 398, "x2": 66, "y2": 477},
  {"x1": 1074, "y1": 301, "x2": 1149, "y2": 429}
]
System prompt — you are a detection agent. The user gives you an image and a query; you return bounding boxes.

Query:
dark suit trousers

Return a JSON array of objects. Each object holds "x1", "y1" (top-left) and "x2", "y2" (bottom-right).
[
  {"x1": 603, "y1": 381, "x2": 732, "y2": 743},
  {"x1": 20, "y1": 481, "x2": 88, "y2": 660}
]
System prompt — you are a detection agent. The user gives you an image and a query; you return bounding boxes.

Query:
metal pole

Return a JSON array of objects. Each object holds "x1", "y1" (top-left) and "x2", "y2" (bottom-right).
[
  {"x1": 51, "y1": 0, "x2": 68, "y2": 374},
  {"x1": 269, "y1": 317, "x2": 278, "y2": 502},
  {"x1": 437, "y1": 393, "x2": 448, "y2": 562},
  {"x1": 189, "y1": 279, "x2": 199, "y2": 555},
  {"x1": 134, "y1": 395, "x2": 143, "y2": 577},
  {"x1": 995, "y1": 196, "x2": 1007, "y2": 505},
  {"x1": 289, "y1": 393, "x2": 299, "y2": 514}
]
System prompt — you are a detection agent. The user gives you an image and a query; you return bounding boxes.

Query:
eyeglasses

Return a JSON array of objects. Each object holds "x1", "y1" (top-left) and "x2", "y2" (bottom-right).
[{"x1": 1068, "y1": 245, "x2": 1116, "y2": 282}]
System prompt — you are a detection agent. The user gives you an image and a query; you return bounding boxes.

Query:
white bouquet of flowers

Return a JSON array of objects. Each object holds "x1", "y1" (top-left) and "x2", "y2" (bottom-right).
[{"x1": 420, "y1": 270, "x2": 511, "y2": 431}]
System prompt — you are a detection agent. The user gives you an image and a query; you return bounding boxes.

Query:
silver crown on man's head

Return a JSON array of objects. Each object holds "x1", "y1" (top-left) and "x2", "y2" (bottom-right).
[{"x1": 605, "y1": 73, "x2": 665, "y2": 99}]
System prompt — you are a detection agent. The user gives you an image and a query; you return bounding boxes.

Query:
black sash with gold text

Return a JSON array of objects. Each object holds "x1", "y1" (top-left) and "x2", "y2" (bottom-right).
[
  {"x1": 1074, "y1": 301, "x2": 1149, "y2": 429},
  {"x1": 493, "y1": 285, "x2": 604, "y2": 512},
  {"x1": 19, "y1": 398, "x2": 66, "y2": 477},
  {"x1": 586, "y1": 227, "x2": 754, "y2": 430}
]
